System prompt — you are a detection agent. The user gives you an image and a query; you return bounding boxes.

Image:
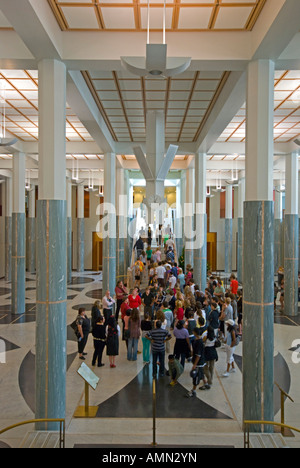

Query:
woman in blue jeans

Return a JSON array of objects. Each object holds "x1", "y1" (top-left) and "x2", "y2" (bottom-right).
[{"x1": 127, "y1": 308, "x2": 141, "y2": 361}]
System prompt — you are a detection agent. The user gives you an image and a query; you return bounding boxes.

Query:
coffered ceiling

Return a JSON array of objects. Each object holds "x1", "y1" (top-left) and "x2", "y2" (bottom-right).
[
  {"x1": 0, "y1": 0, "x2": 300, "y2": 181},
  {"x1": 47, "y1": 0, "x2": 266, "y2": 33}
]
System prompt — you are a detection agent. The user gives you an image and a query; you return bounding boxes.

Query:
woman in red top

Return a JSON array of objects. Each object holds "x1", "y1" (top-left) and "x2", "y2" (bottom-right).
[
  {"x1": 175, "y1": 300, "x2": 184, "y2": 321},
  {"x1": 128, "y1": 287, "x2": 142, "y2": 310},
  {"x1": 230, "y1": 274, "x2": 239, "y2": 295}
]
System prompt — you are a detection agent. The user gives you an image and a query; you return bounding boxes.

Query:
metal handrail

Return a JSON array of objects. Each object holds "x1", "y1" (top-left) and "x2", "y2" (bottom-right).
[
  {"x1": 244, "y1": 420, "x2": 300, "y2": 448},
  {"x1": 0, "y1": 418, "x2": 65, "y2": 448}
]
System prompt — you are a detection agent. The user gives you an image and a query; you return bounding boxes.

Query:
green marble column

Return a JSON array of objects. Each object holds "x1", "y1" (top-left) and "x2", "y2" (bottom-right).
[
  {"x1": 102, "y1": 153, "x2": 116, "y2": 296},
  {"x1": 193, "y1": 213, "x2": 207, "y2": 292},
  {"x1": 35, "y1": 200, "x2": 67, "y2": 430},
  {"x1": 224, "y1": 218, "x2": 233, "y2": 274},
  {"x1": 284, "y1": 214, "x2": 299, "y2": 316},
  {"x1": 5, "y1": 216, "x2": 12, "y2": 282},
  {"x1": 237, "y1": 217, "x2": 243, "y2": 284},
  {"x1": 243, "y1": 201, "x2": 274, "y2": 432},
  {"x1": 11, "y1": 213, "x2": 26, "y2": 314}
]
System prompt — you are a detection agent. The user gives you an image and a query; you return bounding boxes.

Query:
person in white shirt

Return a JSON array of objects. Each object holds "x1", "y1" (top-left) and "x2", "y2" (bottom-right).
[
  {"x1": 102, "y1": 290, "x2": 115, "y2": 325},
  {"x1": 169, "y1": 272, "x2": 177, "y2": 290},
  {"x1": 156, "y1": 262, "x2": 166, "y2": 288}
]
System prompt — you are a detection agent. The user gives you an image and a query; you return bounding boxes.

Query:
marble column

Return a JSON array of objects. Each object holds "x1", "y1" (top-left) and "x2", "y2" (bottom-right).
[
  {"x1": 243, "y1": 59, "x2": 275, "y2": 432},
  {"x1": 224, "y1": 185, "x2": 233, "y2": 274},
  {"x1": 102, "y1": 153, "x2": 116, "y2": 295},
  {"x1": 274, "y1": 185, "x2": 283, "y2": 274},
  {"x1": 194, "y1": 152, "x2": 207, "y2": 292},
  {"x1": 184, "y1": 167, "x2": 194, "y2": 269},
  {"x1": 35, "y1": 59, "x2": 67, "y2": 430},
  {"x1": 174, "y1": 177, "x2": 183, "y2": 260},
  {"x1": 237, "y1": 178, "x2": 245, "y2": 284},
  {"x1": 5, "y1": 177, "x2": 12, "y2": 282},
  {"x1": 66, "y1": 178, "x2": 72, "y2": 283},
  {"x1": 11, "y1": 152, "x2": 26, "y2": 314},
  {"x1": 27, "y1": 186, "x2": 36, "y2": 273},
  {"x1": 116, "y1": 167, "x2": 126, "y2": 283},
  {"x1": 284, "y1": 152, "x2": 298, "y2": 317},
  {"x1": 77, "y1": 184, "x2": 84, "y2": 272}
]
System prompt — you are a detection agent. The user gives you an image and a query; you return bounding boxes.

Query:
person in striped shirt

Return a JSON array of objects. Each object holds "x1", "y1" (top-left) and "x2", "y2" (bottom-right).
[{"x1": 145, "y1": 320, "x2": 172, "y2": 378}]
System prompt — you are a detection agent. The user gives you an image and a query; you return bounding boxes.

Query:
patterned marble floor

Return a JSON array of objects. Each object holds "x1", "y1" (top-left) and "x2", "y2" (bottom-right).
[{"x1": 0, "y1": 271, "x2": 300, "y2": 448}]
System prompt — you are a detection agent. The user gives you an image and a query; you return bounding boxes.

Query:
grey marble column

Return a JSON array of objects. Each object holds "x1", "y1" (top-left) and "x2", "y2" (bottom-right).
[
  {"x1": 284, "y1": 152, "x2": 299, "y2": 316},
  {"x1": 194, "y1": 152, "x2": 207, "y2": 291},
  {"x1": 243, "y1": 60, "x2": 275, "y2": 432},
  {"x1": 102, "y1": 153, "x2": 116, "y2": 295},
  {"x1": 274, "y1": 218, "x2": 283, "y2": 272},
  {"x1": 274, "y1": 187, "x2": 283, "y2": 273},
  {"x1": 116, "y1": 215, "x2": 125, "y2": 283},
  {"x1": 194, "y1": 213, "x2": 207, "y2": 292},
  {"x1": 66, "y1": 179, "x2": 72, "y2": 283},
  {"x1": 27, "y1": 187, "x2": 36, "y2": 273},
  {"x1": 224, "y1": 218, "x2": 233, "y2": 274},
  {"x1": 184, "y1": 168, "x2": 194, "y2": 269},
  {"x1": 237, "y1": 217, "x2": 243, "y2": 284},
  {"x1": 103, "y1": 231, "x2": 116, "y2": 295},
  {"x1": 27, "y1": 217, "x2": 36, "y2": 273},
  {"x1": 11, "y1": 152, "x2": 26, "y2": 314},
  {"x1": 237, "y1": 178, "x2": 245, "y2": 284},
  {"x1": 36, "y1": 200, "x2": 67, "y2": 430},
  {"x1": 77, "y1": 217, "x2": 84, "y2": 272},
  {"x1": 5, "y1": 177, "x2": 12, "y2": 282},
  {"x1": 35, "y1": 58, "x2": 67, "y2": 430},
  {"x1": 11, "y1": 213, "x2": 26, "y2": 314},
  {"x1": 5, "y1": 216, "x2": 12, "y2": 282},
  {"x1": 67, "y1": 216, "x2": 72, "y2": 283},
  {"x1": 284, "y1": 214, "x2": 299, "y2": 316},
  {"x1": 243, "y1": 201, "x2": 274, "y2": 432}
]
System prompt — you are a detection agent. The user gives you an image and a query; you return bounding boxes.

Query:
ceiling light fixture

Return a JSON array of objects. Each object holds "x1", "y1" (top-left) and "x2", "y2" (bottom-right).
[{"x1": 121, "y1": 0, "x2": 191, "y2": 78}]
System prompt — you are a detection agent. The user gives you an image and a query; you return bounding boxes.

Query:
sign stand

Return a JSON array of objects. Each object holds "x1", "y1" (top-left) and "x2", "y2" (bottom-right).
[{"x1": 74, "y1": 362, "x2": 100, "y2": 418}]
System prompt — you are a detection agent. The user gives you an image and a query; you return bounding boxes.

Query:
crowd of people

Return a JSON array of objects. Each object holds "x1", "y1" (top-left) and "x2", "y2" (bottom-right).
[{"x1": 72, "y1": 236, "x2": 242, "y2": 397}]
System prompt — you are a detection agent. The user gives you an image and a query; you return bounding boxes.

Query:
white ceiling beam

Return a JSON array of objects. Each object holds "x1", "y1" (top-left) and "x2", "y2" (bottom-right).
[
  {"x1": 67, "y1": 71, "x2": 115, "y2": 154},
  {"x1": 0, "y1": 0, "x2": 62, "y2": 61}
]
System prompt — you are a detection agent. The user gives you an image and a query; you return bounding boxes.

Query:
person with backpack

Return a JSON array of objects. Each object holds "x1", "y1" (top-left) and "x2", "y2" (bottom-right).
[{"x1": 223, "y1": 319, "x2": 238, "y2": 377}]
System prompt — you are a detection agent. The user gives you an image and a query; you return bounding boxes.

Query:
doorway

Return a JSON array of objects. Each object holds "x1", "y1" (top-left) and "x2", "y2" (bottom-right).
[{"x1": 92, "y1": 233, "x2": 103, "y2": 271}]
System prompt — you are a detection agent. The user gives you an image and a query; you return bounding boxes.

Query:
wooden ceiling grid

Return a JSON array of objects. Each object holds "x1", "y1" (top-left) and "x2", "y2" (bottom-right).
[
  {"x1": 218, "y1": 71, "x2": 300, "y2": 144},
  {"x1": 0, "y1": 70, "x2": 93, "y2": 142},
  {"x1": 47, "y1": 0, "x2": 267, "y2": 32},
  {"x1": 83, "y1": 69, "x2": 227, "y2": 142}
]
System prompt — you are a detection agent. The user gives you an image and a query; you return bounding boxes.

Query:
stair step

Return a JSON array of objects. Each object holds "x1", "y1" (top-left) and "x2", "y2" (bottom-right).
[
  {"x1": 20, "y1": 431, "x2": 60, "y2": 448},
  {"x1": 249, "y1": 433, "x2": 290, "y2": 449}
]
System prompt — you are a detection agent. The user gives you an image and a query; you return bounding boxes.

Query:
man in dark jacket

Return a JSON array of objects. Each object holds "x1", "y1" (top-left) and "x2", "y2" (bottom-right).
[
  {"x1": 185, "y1": 327, "x2": 206, "y2": 397},
  {"x1": 134, "y1": 236, "x2": 144, "y2": 259}
]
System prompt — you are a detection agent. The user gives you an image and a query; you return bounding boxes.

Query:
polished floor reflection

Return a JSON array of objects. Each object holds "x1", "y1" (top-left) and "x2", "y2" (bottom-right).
[{"x1": 0, "y1": 271, "x2": 299, "y2": 448}]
